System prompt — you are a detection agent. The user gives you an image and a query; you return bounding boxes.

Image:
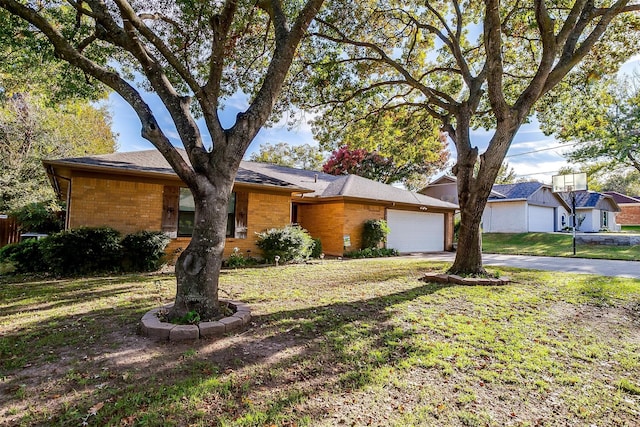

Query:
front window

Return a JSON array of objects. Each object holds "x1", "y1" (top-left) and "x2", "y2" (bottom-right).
[
  {"x1": 177, "y1": 189, "x2": 237, "y2": 238},
  {"x1": 602, "y1": 210, "x2": 608, "y2": 228},
  {"x1": 178, "y1": 188, "x2": 195, "y2": 237}
]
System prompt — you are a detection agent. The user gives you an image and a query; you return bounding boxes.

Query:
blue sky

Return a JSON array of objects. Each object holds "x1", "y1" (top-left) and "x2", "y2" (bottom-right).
[{"x1": 109, "y1": 55, "x2": 640, "y2": 185}]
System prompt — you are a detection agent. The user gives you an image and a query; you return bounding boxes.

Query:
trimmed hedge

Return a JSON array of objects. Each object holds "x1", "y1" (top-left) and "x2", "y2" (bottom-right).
[
  {"x1": 122, "y1": 231, "x2": 170, "y2": 272},
  {"x1": 256, "y1": 225, "x2": 314, "y2": 263},
  {"x1": 0, "y1": 239, "x2": 46, "y2": 273},
  {"x1": 344, "y1": 247, "x2": 399, "y2": 259},
  {"x1": 41, "y1": 227, "x2": 123, "y2": 276},
  {"x1": 0, "y1": 227, "x2": 170, "y2": 276}
]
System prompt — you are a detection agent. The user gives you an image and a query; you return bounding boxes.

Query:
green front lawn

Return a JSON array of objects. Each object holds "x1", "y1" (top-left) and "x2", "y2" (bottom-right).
[
  {"x1": 1, "y1": 259, "x2": 639, "y2": 426},
  {"x1": 482, "y1": 232, "x2": 640, "y2": 260}
]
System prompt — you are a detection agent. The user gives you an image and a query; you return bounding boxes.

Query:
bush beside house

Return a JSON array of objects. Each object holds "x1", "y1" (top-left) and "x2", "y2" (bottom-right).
[
  {"x1": 257, "y1": 225, "x2": 315, "y2": 263},
  {"x1": 0, "y1": 227, "x2": 170, "y2": 276}
]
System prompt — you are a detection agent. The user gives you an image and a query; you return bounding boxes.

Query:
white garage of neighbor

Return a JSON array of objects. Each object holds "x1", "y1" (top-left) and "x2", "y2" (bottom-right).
[
  {"x1": 386, "y1": 209, "x2": 445, "y2": 252},
  {"x1": 528, "y1": 205, "x2": 555, "y2": 232}
]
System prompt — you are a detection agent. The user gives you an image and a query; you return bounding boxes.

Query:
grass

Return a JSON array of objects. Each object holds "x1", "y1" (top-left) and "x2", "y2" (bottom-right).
[
  {"x1": 621, "y1": 225, "x2": 640, "y2": 233},
  {"x1": 1, "y1": 259, "x2": 639, "y2": 426},
  {"x1": 482, "y1": 232, "x2": 640, "y2": 260}
]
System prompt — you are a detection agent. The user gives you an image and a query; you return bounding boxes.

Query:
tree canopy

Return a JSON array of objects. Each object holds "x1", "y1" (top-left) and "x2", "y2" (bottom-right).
[
  {"x1": 540, "y1": 73, "x2": 640, "y2": 176},
  {"x1": 0, "y1": 8, "x2": 108, "y2": 104},
  {"x1": 249, "y1": 142, "x2": 325, "y2": 170}
]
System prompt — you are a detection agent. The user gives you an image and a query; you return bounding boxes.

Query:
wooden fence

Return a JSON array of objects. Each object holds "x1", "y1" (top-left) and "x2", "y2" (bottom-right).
[{"x1": 0, "y1": 215, "x2": 20, "y2": 248}]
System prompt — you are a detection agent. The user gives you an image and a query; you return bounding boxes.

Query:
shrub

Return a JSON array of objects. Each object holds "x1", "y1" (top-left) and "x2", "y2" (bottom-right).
[
  {"x1": 224, "y1": 247, "x2": 260, "y2": 268},
  {"x1": 41, "y1": 227, "x2": 122, "y2": 276},
  {"x1": 121, "y1": 230, "x2": 170, "y2": 272},
  {"x1": 310, "y1": 238, "x2": 323, "y2": 258},
  {"x1": 11, "y1": 201, "x2": 64, "y2": 234},
  {"x1": 362, "y1": 219, "x2": 390, "y2": 249},
  {"x1": 454, "y1": 217, "x2": 461, "y2": 241},
  {"x1": 256, "y1": 225, "x2": 314, "y2": 263},
  {"x1": 0, "y1": 239, "x2": 46, "y2": 273},
  {"x1": 344, "y1": 247, "x2": 399, "y2": 259}
]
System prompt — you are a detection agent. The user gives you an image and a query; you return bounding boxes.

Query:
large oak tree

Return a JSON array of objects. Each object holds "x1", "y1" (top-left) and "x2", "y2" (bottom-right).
[
  {"x1": 0, "y1": 0, "x2": 325, "y2": 320},
  {"x1": 299, "y1": 0, "x2": 640, "y2": 274}
]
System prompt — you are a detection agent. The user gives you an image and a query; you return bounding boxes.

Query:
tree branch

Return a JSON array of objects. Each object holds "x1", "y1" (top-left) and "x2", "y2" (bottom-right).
[
  {"x1": 0, "y1": 0, "x2": 198, "y2": 187},
  {"x1": 314, "y1": 18, "x2": 458, "y2": 112}
]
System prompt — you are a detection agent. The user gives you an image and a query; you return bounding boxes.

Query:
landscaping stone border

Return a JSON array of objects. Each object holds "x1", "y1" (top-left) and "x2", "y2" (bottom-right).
[
  {"x1": 140, "y1": 300, "x2": 251, "y2": 341},
  {"x1": 421, "y1": 272, "x2": 511, "y2": 286}
]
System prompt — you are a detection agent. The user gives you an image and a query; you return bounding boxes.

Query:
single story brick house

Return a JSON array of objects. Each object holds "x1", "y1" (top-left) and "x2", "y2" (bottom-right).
[
  {"x1": 603, "y1": 192, "x2": 640, "y2": 226},
  {"x1": 43, "y1": 150, "x2": 458, "y2": 258}
]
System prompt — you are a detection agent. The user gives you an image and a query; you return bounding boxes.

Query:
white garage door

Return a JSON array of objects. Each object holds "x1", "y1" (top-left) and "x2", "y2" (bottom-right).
[
  {"x1": 386, "y1": 210, "x2": 444, "y2": 252},
  {"x1": 528, "y1": 205, "x2": 555, "y2": 232}
]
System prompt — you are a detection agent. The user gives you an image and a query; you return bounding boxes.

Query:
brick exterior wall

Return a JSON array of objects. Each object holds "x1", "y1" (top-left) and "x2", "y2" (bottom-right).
[
  {"x1": 68, "y1": 176, "x2": 164, "y2": 233},
  {"x1": 343, "y1": 202, "x2": 386, "y2": 251},
  {"x1": 297, "y1": 200, "x2": 386, "y2": 256},
  {"x1": 161, "y1": 191, "x2": 292, "y2": 261},
  {"x1": 617, "y1": 204, "x2": 640, "y2": 225},
  {"x1": 298, "y1": 201, "x2": 345, "y2": 256},
  {"x1": 68, "y1": 173, "x2": 292, "y2": 261}
]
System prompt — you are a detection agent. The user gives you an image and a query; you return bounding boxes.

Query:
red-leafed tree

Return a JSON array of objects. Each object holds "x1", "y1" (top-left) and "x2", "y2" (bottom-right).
[{"x1": 323, "y1": 145, "x2": 447, "y2": 190}]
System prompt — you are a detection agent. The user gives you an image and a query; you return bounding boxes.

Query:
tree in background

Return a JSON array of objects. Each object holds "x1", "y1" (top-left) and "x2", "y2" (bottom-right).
[
  {"x1": 314, "y1": 104, "x2": 449, "y2": 190},
  {"x1": 297, "y1": 1, "x2": 640, "y2": 274},
  {"x1": 323, "y1": 146, "x2": 393, "y2": 181},
  {"x1": 249, "y1": 142, "x2": 325, "y2": 170},
  {"x1": 495, "y1": 162, "x2": 518, "y2": 185},
  {"x1": 0, "y1": 94, "x2": 116, "y2": 211},
  {"x1": 598, "y1": 170, "x2": 640, "y2": 196},
  {"x1": 0, "y1": 0, "x2": 325, "y2": 321},
  {"x1": 540, "y1": 73, "x2": 640, "y2": 179}
]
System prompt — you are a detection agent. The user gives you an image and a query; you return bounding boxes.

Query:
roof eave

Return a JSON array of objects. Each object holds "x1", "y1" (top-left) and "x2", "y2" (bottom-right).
[{"x1": 43, "y1": 159, "x2": 312, "y2": 194}]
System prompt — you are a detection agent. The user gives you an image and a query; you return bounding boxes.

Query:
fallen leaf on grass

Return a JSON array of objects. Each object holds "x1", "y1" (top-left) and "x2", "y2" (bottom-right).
[{"x1": 89, "y1": 401, "x2": 104, "y2": 415}]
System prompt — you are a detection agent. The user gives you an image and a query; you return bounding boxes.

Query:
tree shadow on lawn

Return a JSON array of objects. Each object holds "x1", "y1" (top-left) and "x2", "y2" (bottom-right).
[{"x1": 0, "y1": 277, "x2": 454, "y2": 426}]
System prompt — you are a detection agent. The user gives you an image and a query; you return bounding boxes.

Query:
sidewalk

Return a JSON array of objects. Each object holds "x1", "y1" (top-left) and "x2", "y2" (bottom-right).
[{"x1": 408, "y1": 252, "x2": 640, "y2": 279}]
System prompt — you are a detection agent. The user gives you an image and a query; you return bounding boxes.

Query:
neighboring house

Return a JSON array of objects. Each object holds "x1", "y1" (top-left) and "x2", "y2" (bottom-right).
[
  {"x1": 421, "y1": 178, "x2": 621, "y2": 233},
  {"x1": 419, "y1": 175, "x2": 459, "y2": 204},
  {"x1": 43, "y1": 150, "x2": 458, "y2": 258},
  {"x1": 559, "y1": 191, "x2": 621, "y2": 232},
  {"x1": 603, "y1": 192, "x2": 640, "y2": 226},
  {"x1": 482, "y1": 182, "x2": 570, "y2": 233},
  {"x1": 419, "y1": 175, "x2": 503, "y2": 206}
]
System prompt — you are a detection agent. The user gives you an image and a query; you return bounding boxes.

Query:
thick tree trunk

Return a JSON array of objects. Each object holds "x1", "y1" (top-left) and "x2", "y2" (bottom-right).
[
  {"x1": 168, "y1": 178, "x2": 233, "y2": 321},
  {"x1": 450, "y1": 194, "x2": 486, "y2": 275},
  {"x1": 449, "y1": 117, "x2": 518, "y2": 275}
]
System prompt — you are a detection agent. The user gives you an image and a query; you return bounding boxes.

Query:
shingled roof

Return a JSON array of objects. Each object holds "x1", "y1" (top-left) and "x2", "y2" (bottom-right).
[
  {"x1": 241, "y1": 161, "x2": 457, "y2": 208},
  {"x1": 603, "y1": 191, "x2": 640, "y2": 204},
  {"x1": 44, "y1": 150, "x2": 458, "y2": 210},
  {"x1": 489, "y1": 182, "x2": 546, "y2": 200},
  {"x1": 44, "y1": 150, "x2": 307, "y2": 190}
]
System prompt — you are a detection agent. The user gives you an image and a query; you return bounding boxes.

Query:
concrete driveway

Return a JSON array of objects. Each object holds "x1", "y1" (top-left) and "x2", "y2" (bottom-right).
[{"x1": 409, "y1": 252, "x2": 640, "y2": 279}]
